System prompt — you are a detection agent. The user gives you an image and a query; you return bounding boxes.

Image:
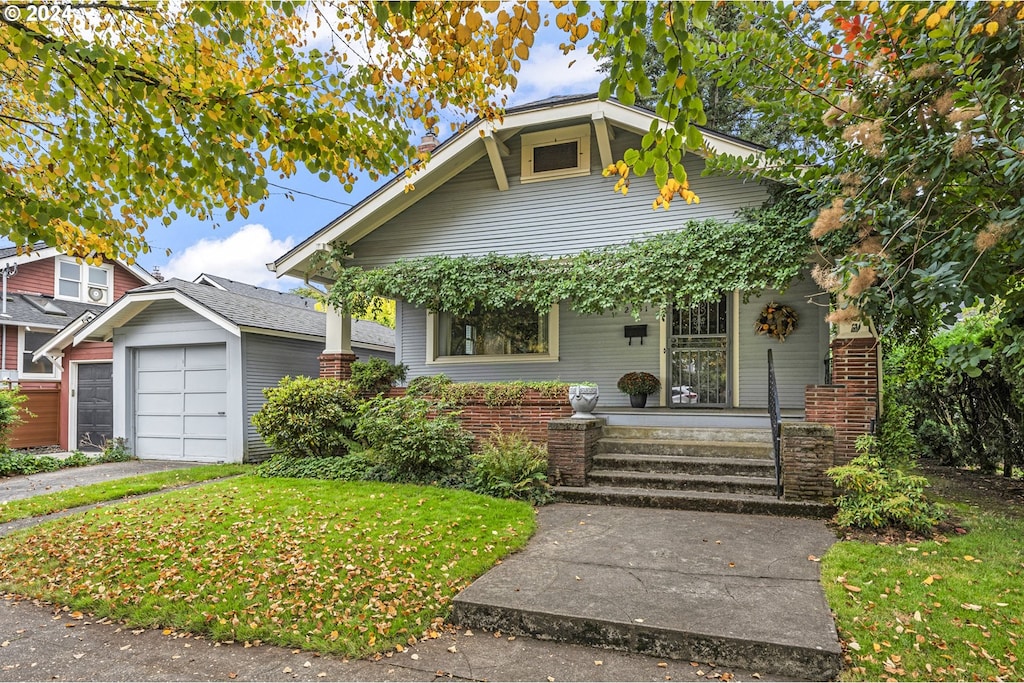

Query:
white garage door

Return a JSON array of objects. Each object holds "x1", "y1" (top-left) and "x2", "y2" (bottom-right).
[{"x1": 134, "y1": 345, "x2": 228, "y2": 461}]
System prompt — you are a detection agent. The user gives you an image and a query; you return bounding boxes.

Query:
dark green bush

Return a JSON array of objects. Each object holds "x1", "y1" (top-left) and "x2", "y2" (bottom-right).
[
  {"x1": 0, "y1": 388, "x2": 27, "y2": 451},
  {"x1": 252, "y1": 376, "x2": 361, "y2": 458},
  {"x1": 469, "y1": 430, "x2": 551, "y2": 505},
  {"x1": 355, "y1": 395, "x2": 473, "y2": 484},
  {"x1": 0, "y1": 451, "x2": 62, "y2": 477},
  {"x1": 254, "y1": 451, "x2": 382, "y2": 481},
  {"x1": 827, "y1": 435, "x2": 942, "y2": 533},
  {"x1": 878, "y1": 403, "x2": 919, "y2": 469},
  {"x1": 349, "y1": 358, "x2": 408, "y2": 396},
  {"x1": 917, "y1": 419, "x2": 952, "y2": 462}
]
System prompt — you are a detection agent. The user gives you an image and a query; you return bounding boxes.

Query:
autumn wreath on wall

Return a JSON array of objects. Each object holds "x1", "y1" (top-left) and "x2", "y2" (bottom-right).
[{"x1": 755, "y1": 302, "x2": 799, "y2": 342}]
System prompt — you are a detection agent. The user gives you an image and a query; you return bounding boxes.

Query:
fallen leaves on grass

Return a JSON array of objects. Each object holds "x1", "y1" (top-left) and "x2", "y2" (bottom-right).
[{"x1": 0, "y1": 479, "x2": 534, "y2": 658}]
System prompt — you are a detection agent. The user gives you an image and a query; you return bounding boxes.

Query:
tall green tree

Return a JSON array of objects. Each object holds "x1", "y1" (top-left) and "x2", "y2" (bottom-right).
[
  {"x1": 698, "y1": 1, "x2": 1024, "y2": 366},
  {"x1": 0, "y1": 1, "x2": 547, "y2": 261}
]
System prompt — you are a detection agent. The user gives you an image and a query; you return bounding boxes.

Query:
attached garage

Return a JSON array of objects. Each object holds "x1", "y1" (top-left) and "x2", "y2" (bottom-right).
[{"x1": 134, "y1": 345, "x2": 228, "y2": 461}]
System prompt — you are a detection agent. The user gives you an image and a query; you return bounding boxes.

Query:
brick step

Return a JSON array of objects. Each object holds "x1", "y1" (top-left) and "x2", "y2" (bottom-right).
[
  {"x1": 554, "y1": 485, "x2": 833, "y2": 519},
  {"x1": 587, "y1": 470, "x2": 778, "y2": 496},
  {"x1": 597, "y1": 437, "x2": 773, "y2": 459},
  {"x1": 591, "y1": 453, "x2": 777, "y2": 477}
]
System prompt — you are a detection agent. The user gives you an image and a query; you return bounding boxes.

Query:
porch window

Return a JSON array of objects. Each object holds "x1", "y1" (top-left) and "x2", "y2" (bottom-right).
[
  {"x1": 520, "y1": 124, "x2": 591, "y2": 183},
  {"x1": 428, "y1": 304, "x2": 559, "y2": 363}
]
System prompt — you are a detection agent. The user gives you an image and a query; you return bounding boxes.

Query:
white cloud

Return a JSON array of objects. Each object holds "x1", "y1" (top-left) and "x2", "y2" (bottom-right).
[
  {"x1": 508, "y1": 42, "x2": 604, "y2": 106},
  {"x1": 159, "y1": 224, "x2": 295, "y2": 290}
]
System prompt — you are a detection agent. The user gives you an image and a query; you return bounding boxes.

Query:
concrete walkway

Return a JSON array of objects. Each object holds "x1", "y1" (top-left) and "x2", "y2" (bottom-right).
[
  {"x1": 453, "y1": 504, "x2": 843, "y2": 680},
  {"x1": 0, "y1": 460, "x2": 202, "y2": 503},
  {"x1": 0, "y1": 595, "x2": 790, "y2": 682}
]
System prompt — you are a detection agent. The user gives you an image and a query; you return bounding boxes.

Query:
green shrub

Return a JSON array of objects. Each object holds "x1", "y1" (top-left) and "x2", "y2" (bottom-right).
[
  {"x1": 61, "y1": 451, "x2": 93, "y2": 468},
  {"x1": 349, "y1": 358, "x2": 408, "y2": 396},
  {"x1": 878, "y1": 403, "x2": 919, "y2": 469},
  {"x1": 254, "y1": 451, "x2": 382, "y2": 481},
  {"x1": 0, "y1": 452, "x2": 62, "y2": 477},
  {"x1": 98, "y1": 437, "x2": 135, "y2": 463},
  {"x1": 827, "y1": 435, "x2": 942, "y2": 533},
  {"x1": 917, "y1": 418, "x2": 952, "y2": 462},
  {"x1": 469, "y1": 430, "x2": 551, "y2": 505},
  {"x1": 0, "y1": 388, "x2": 27, "y2": 450},
  {"x1": 406, "y1": 375, "x2": 570, "y2": 406},
  {"x1": 355, "y1": 395, "x2": 473, "y2": 484},
  {"x1": 252, "y1": 376, "x2": 361, "y2": 458}
]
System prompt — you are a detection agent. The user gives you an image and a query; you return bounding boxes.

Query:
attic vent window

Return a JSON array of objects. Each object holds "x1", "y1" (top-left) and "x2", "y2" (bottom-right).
[{"x1": 520, "y1": 123, "x2": 591, "y2": 183}]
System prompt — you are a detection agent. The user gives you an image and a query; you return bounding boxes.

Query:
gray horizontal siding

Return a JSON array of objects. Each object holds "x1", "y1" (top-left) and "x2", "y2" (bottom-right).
[
  {"x1": 399, "y1": 301, "x2": 663, "y2": 408},
  {"x1": 349, "y1": 129, "x2": 768, "y2": 268},
  {"x1": 354, "y1": 346, "x2": 396, "y2": 364},
  {"x1": 242, "y1": 333, "x2": 323, "y2": 462},
  {"x1": 116, "y1": 300, "x2": 226, "y2": 344},
  {"x1": 737, "y1": 276, "x2": 830, "y2": 410}
]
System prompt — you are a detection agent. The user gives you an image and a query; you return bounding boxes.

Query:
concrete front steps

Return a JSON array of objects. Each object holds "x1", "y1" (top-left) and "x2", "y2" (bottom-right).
[{"x1": 554, "y1": 424, "x2": 833, "y2": 518}]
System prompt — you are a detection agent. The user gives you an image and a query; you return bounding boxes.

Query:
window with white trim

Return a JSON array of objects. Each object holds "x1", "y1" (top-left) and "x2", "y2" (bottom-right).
[
  {"x1": 55, "y1": 257, "x2": 113, "y2": 304},
  {"x1": 428, "y1": 304, "x2": 559, "y2": 363},
  {"x1": 520, "y1": 124, "x2": 591, "y2": 183},
  {"x1": 19, "y1": 328, "x2": 59, "y2": 379}
]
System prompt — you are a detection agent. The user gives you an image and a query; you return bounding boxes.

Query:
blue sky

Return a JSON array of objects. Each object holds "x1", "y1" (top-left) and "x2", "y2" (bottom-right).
[{"x1": 145, "y1": 15, "x2": 605, "y2": 290}]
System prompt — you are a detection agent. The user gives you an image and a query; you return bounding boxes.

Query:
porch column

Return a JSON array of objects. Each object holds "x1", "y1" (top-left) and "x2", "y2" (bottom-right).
[
  {"x1": 805, "y1": 318, "x2": 881, "y2": 466},
  {"x1": 319, "y1": 306, "x2": 357, "y2": 380}
]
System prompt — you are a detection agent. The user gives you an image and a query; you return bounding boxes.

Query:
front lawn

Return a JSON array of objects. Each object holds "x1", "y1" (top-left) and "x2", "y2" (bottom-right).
[
  {"x1": 823, "y1": 468, "x2": 1024, "y2": 681},
  {"x1": 0, "y1": 477, "x2": 535, "y2": 656},
  {"x1": 0, "y1": 464, "x2": 249, "y2": 523}
]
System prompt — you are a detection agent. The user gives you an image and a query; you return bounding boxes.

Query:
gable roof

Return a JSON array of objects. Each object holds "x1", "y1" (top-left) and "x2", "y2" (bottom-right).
[
  {"x1": 269, "y1": 94, "x2": 766, "y2": 283},
  {"x1": 59, "y1": 277, "x2": 393, "y2": 351},
  {"x1": 0, "y1": 241, "x2": 159, "y2": 285}
]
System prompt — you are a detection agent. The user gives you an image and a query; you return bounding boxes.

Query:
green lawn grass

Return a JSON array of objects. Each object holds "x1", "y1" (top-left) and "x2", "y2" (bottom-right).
[
  {"x1": 0, "y1": 465, "x2": 250, "y2": 523},
  {"x1": 823, "y1": 489, "x2": 1024, "y2": 680},
  {"x1": 0, "y1": 477, "x2": 535, "y2": 656}
]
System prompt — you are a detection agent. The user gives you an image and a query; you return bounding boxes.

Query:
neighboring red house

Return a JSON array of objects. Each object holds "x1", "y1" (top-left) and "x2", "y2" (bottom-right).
[{"x1": 0, "y1": 243, "x2": 156, "y2": 451}]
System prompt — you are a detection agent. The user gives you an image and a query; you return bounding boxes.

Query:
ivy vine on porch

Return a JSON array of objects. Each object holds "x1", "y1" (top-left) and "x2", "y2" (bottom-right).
[{"x1": 318, "y1": 190, "x2": 814, "y2": 319}]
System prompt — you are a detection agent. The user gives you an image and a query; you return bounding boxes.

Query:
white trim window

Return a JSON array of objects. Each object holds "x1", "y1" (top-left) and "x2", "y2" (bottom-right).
[
  {"x1": 55, "y1": 257, "x2": 113, "y2": 304},
  {"x1": 520, "y1": 124, "x2": 592, "y2": 183},
  {"x1": 428, "y1": 304, "x2": 559, "y2": 364},
  {"x1": 19, "y1": 328, "x2": 60, "y2": 379}
]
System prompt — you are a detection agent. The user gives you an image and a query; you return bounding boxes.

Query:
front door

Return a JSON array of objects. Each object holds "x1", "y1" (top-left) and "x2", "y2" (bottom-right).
[
  {"x1": 76, "y1": 362, "x2": 113, "y2": 451},
  {"x1": 669, "y1": 295, "x2": 729, "y2": 407}
]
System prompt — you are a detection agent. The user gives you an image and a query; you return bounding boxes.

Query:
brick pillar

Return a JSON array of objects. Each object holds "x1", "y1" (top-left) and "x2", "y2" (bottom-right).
[
  {"x1": 781, "y1": 422, "x2": 835, "y2": 502},
  {"x1": 546, "y1": 417, "x2": 605, "y2": 487},
  {"x1": 805, "y1": 336, "x2": 879, "y2": 465},
  {"x1": 319, "y1": 352, "x2": 357, "y2": 380}
]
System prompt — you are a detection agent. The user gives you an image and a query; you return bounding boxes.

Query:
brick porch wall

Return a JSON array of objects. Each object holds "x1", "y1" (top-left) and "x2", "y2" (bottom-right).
[
  {"x1": 385, "y1": 387, "x2": 572, "y2": 447},
  {"x1": 805, "y1": 337, "x2": 879, "y2": 465}
]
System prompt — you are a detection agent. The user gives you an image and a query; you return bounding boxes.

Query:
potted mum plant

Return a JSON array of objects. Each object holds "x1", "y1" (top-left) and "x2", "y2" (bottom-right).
[{"x1": 617, "y1": 372, "x2": 661, "y2": 408}]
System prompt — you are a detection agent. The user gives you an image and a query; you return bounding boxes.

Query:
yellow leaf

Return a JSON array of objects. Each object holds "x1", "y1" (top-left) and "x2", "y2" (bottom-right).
[
  {"x1": 925, "y1": 12, "x2": 942, "y2": 29},
  {"x1": 963, "y1": 555, "x2": 975, "y2": 561},
  {"x1": 844, "y1": 584, "x2": 862, "y2": 593},
  {"x1": 985, "y1": 20, "x2": 999, "y2": 35}
]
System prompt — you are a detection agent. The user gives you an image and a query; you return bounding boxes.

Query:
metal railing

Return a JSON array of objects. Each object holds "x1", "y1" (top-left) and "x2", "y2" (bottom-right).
[{"x1": 767, "y1": 349, "x2": 782, "y2": 499}]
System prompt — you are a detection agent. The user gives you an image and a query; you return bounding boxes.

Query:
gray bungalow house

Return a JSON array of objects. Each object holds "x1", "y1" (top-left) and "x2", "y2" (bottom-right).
[
  {"x1": 270, "y1": 94, "x2": 833, "y2": 414},
  {"x1": 42, "y1": 276, "x2": 394, "y2": 462}
]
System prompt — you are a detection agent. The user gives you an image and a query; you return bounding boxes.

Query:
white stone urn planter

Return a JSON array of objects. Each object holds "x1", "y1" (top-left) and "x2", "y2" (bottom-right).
[{"x1": 568, "y1": 384, "x2": 599, "y2": 418}]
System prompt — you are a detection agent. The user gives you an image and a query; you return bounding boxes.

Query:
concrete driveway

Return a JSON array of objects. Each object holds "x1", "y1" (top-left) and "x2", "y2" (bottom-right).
[{"x1": 1, "y1": 460, "x2": 203, "y2": 503}]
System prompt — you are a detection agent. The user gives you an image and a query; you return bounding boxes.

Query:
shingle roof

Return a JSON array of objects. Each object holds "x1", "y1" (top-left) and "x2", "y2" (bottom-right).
[
  {"x1": 0, "y1": 241, "x2": 48, "y2": 260},
  {"x1": 128, "y1": 278, "x2": 394, "y2": 349},
  {"x1": 195, "y1": 273, "x2": 319, "y2": 309},
  {"x1": 0, "y1": 294, "x2": 105, "y2": 329}
]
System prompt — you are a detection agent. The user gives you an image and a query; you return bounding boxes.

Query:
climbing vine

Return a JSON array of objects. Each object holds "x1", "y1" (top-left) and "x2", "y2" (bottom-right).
[{"x1": 320, "y1": 192, "x2": 813, "y2": 320}]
